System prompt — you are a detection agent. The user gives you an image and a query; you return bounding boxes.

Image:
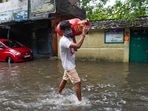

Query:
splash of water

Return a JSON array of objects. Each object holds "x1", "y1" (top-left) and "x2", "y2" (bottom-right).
[
  {"x1": 40, "y1": 92, "x2": 91, "y2": 106},
  {"x1": 0, "y1": 89, "x2": 91, "y2": 110}
]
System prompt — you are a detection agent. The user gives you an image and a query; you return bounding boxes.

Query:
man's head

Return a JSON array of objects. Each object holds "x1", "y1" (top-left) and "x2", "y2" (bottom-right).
[
  {"x1": 59, "y1": 20, "x2": 71, "y2": 31},
  {"x1": 59, "y1": 20, "x2": 73, "y2": 37}
]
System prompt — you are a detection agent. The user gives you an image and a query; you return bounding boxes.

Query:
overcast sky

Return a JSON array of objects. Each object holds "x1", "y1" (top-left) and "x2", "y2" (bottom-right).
[
  {"x1": 89, "y1": 0, "x2": 126, "y2": 7},
  {"x1": 106, "y1": 0, "x2": 126, "y2": 6}
]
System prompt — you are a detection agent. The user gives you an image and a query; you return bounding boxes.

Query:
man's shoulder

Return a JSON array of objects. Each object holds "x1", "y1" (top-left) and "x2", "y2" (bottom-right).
[
  {"x1": 59, "y1": 37, "x2": 67, "y2": 45},
  {"x1": 60, "y1": 36, "x2": 69, "y2": 42},
  {"x1": 60, "y1": 36, "x2": 66, "y2": 40}
]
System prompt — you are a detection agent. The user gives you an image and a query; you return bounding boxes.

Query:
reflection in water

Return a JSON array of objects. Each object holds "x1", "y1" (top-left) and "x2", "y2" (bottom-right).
[{"x1": 0, "y1": 59, "x2": 148, "y2": 111}]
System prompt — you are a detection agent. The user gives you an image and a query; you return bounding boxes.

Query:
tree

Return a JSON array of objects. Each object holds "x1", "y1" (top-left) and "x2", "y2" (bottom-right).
[{"x1": 80, "y1": 0, "x2": 148, "y2": 21}]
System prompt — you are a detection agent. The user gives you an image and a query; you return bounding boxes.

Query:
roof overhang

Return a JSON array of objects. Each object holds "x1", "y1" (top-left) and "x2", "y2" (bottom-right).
[{"x1": 91, "y1": 17, "x2": 148, "y2": 29}]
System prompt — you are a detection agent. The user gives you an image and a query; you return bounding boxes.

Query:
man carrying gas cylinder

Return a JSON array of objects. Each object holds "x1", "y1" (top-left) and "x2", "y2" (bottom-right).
[{"x1": 57, "y1": 19, "x2": 90, "y2": 102}]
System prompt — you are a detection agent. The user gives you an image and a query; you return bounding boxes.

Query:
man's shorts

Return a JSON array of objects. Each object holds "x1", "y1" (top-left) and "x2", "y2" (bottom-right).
[{"x1": 63, "y1": 68, "x2": 80, "y2": 84}]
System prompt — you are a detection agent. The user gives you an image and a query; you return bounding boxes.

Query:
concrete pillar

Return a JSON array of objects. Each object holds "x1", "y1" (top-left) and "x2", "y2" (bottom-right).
[
  {"x1": 123, "y1": 28, "x2": 130, "y2": 63},
  {"x1": 2, "y1": 0, "x2": 7, "y2": 2}
]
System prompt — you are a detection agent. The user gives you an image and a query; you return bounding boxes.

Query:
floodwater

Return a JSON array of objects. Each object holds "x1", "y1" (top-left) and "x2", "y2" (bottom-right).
[{"x1": 0, "y1": 58, "x2": 148, "y2": 111}]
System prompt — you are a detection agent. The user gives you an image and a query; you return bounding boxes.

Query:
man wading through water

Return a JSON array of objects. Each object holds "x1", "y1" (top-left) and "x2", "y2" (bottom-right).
[{"x1": 57, "y1": 20, "x2": 89, "y2": 101}]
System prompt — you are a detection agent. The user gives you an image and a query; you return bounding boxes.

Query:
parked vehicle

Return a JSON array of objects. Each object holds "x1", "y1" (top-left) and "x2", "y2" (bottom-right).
[{"x1": 0, "y1": 38, "x2": 33, "y2": 63}]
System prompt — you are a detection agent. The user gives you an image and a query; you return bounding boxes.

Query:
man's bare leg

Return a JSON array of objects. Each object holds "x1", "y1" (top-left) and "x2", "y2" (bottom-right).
[
  {"x1": 57, "y1": 79, "x2": 67, "y2": 94},
  {"x1": 74, "y1": 81, "x2": 82, "y2": 101}
]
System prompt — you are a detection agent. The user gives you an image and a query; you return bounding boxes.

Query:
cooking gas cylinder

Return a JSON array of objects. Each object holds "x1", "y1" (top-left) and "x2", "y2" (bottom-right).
[{"x1": 56, "y1": 18, "x2": 90, "y2": 37}]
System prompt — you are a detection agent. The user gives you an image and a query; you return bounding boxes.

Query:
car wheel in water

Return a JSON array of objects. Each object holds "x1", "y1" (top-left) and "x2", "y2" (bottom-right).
[{"x1": 6, "y1": 57, "x2": 14, "y2": 63}]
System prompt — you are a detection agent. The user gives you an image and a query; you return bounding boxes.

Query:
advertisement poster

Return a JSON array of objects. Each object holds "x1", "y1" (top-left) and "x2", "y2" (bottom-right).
[
  {"x1": 105, "y1": 29, "x2": 124, "y2": 43},
  {"x1": 0, "y1": 0, "x2": 28, "y2": 23},
  {"x1": 30, "y1": 0, "x2": 56, "y2": 20}
]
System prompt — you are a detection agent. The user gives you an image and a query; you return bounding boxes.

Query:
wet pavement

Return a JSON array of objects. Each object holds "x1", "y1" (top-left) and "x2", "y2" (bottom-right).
[{"x1": 0, "y1": 58, "x2": 148, "y2": 111}]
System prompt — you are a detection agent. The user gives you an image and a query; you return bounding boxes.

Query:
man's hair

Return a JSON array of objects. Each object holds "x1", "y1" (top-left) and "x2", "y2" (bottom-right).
[{"x1": 59, "y1": 20, "x2": 71, "y2": 31}]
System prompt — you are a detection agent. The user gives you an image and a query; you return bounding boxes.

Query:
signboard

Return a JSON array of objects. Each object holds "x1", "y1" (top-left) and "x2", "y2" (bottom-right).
[
  {"x1": 0, "y1": 0, "x2": 28, "y2": 23},
  {"x1": 30, "y1": 0, "x2": 56, "y2": 20},
  {"x1": 105, "y1": 29, "x2": 124, "y2": 43}
]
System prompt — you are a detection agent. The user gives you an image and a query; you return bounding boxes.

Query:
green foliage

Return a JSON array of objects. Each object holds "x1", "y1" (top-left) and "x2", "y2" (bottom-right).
[{"x1": 81, "y1": 0, "x2": 148, "y2": 21}]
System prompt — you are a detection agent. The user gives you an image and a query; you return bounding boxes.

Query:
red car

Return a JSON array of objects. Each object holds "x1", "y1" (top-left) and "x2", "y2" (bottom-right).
[{"x1": 0, "y1": 38, "x2": 33, "y2": 63}]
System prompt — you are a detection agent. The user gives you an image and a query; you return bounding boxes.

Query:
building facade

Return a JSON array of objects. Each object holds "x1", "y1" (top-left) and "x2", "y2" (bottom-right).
[
  {"x1": 74, "y1": 17, "x2": 148, "y2": 63},
  {"x1": 69, "y1": 18, "x2": 148, "y2": 63},
  {"x1": 0, "y1": 0, "x2": 86, "y2": 58}
]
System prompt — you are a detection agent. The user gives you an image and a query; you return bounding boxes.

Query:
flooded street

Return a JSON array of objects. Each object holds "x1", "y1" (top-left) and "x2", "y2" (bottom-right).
[{"x1": 0, "y1": 59, "x2": 148, "y2": 111}]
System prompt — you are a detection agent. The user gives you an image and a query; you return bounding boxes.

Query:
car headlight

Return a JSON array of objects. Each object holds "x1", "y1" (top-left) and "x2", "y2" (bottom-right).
[{"x1": 10, "y1": 49, "x2": 21, "y2": 55}]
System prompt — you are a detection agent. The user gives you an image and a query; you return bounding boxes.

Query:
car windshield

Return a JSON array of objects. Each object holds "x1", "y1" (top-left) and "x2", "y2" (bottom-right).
[{"x1": 3, "y1": 40, "x2": 23, "y2": 48}]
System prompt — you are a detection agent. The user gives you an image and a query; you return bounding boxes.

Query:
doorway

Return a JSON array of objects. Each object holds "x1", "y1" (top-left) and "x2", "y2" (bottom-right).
[{"x1": 130, "y1": 29, "x2": 148, "y2": 63}]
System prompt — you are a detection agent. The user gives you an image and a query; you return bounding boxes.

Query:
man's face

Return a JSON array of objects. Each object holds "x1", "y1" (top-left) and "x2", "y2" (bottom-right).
[{"x1": 64, "y1": 28, "x2": 73, "y2": 38}]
